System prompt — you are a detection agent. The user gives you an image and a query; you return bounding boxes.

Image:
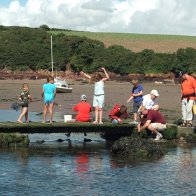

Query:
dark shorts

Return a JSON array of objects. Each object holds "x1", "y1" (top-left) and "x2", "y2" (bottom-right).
[
  {"x1": 132, "y1": 101, "x2": 142, "y2": 113},
  {"x1": 21, "y1": 103, "x2": 29, "y2": 108}
]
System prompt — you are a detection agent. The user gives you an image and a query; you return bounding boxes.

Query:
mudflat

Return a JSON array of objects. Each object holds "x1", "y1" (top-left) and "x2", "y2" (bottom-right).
[{"x1": 0, "y1": 79, "x2": 182, "y2": 123}]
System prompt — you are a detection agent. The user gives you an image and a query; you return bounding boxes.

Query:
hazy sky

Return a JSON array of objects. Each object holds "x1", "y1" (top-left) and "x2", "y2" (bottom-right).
[{"x1": 0, "y1": 0, "x2": 195, "y2": 36}]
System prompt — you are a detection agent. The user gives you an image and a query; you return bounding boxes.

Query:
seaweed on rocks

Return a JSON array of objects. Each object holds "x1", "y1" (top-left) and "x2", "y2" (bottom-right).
[{"x1": 111, "y1": 137, "x2": 166, "y2": 160}]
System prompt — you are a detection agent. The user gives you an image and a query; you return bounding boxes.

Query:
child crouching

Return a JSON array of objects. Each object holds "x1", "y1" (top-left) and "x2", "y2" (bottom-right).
[{"x1": 109, "y1": 104, "x2": 128, "y2": 124}]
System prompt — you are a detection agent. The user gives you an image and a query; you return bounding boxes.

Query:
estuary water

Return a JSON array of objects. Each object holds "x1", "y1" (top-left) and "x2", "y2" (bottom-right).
[
  {"x1": 0, "y1": 110, "x2": 196, "y2": 195},
  {"x1": 0, "y1": 109, "x2": 63, "y2": 122},
  {"x1": 0, "y1": 135, "x2": 196, "y2": 196}
]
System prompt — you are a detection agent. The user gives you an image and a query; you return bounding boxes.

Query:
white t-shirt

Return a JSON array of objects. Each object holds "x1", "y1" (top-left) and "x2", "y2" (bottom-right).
[
  {"x1": 94, "y1": 80, "x2": 104, "y2": 95},
  {"x1": 142, "y1": 94, "x2": 155, "y2": 109}
]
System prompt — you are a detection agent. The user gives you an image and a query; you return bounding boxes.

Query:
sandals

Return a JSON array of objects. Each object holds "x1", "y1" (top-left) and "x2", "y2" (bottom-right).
[
  {"x1": 180, "y1": 123, "x2": 187, "y2": 127},
  {"x1": 180, "y1": 122, "x2": 193, "y2": 127},
  {"x1": 186, "y1": 123, "x2": 193, "y2": 127}
]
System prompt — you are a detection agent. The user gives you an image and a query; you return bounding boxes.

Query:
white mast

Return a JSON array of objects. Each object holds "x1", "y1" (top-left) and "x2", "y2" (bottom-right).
[{"x1": 51, "y1": 35, "x2": 54, "y2": 76}]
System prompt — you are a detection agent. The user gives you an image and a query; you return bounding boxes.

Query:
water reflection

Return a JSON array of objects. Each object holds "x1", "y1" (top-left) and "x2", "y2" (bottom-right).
[
  {"x1": 75, "y1": 152, "x2": 89, "y2": 175},
  {"x1": 0, "y1": 142, "x2": 196, "y2": 195},
  {"x1": 0, "y1": 109, "x2": 64, "y2": 122},
  {"x1": 177, "y1": 147, "x2": 195, "y2": 184}
]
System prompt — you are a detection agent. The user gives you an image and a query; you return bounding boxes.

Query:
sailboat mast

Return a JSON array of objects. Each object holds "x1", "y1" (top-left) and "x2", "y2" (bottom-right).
[{"x1": 51, "y1": 35, "x2": 54, "y2": 76}]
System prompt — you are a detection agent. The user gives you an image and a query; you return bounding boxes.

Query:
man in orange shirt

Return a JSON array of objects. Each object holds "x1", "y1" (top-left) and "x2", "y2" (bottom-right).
[{"x1": 180, "y1": 71, "x2": 196, "y2": 127}]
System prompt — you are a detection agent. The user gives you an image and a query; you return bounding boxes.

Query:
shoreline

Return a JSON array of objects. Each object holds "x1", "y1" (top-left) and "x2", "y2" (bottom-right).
[{"x1": 0, "y1": 79, "x2": 182, "y2": 123}]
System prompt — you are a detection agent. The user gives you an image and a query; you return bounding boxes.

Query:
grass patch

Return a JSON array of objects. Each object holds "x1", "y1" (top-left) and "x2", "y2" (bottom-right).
[{"x1": 50, "y1": 30, "x2": 196, "y2": 53}]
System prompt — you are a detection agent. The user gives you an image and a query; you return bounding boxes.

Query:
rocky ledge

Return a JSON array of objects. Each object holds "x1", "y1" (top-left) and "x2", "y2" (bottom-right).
[{"x1": 111, "y1": 137, "x2": 166, "y2": 160}]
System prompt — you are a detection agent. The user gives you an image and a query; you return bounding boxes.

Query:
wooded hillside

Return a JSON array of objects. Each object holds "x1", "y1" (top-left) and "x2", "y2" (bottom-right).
[{"x1": 0, "y1": 25, "x2": 195, "y2": 75}]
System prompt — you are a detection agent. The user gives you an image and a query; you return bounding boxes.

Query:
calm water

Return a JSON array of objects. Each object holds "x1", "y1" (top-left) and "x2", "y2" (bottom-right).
[
  {"x1": 0, "y1": 109, "x2": 64, "y2": 122},
  {"x1": 0, "y1": 134, "x2": 196, "y2": 196},
  {"x1": 0, "y1": 110, "x2": 196, "y2": 195}
]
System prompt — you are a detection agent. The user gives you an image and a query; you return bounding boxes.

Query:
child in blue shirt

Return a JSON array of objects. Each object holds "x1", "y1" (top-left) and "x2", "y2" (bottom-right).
[
  {"x1": 42, "y1": 76, "x2": 56, "y2": 123},
  {"x1": 126, "y1": 79, "x2": 143, "y2": 124}
]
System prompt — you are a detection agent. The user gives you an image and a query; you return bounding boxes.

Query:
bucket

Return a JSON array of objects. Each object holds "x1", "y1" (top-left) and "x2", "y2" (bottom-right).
[
  {"x1": 193, "y1": 103, "x2": 196, "y2": 115},
  {"x1": 64, "y1": 115, "x2": 72, "y2": 122}
]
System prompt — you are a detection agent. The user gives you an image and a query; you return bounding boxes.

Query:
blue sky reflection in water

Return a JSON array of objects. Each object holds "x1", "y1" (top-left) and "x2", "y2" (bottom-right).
[
  {"x1": 0, "y1": 109, "x2": 63, "y2": 122},
  {"x1": 0, "y1": 140, "x2": 196, "y2": 195}
]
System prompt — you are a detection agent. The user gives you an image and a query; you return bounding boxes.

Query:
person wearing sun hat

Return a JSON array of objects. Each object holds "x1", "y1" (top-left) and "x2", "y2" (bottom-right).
[{"x1": 72, "y1": 94, "x2": 92, "y2": 122}]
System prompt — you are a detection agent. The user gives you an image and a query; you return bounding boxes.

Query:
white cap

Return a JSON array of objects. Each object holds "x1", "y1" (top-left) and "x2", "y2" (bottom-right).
[
  {"x1": 81, "y1": 94, "x2": 87, "y2": 101},
  {"x1": 150, "y1": 89, "x2": 159, "y2": 97}
]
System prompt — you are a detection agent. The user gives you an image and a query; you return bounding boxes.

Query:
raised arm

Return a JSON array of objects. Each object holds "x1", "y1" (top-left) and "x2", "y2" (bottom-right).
[
  {"x1": 80, "y1": 71, "x2": 92, "y2": 80},
  {"x1": 101, "y1": 67, "x2": 109, "y2": 81}
]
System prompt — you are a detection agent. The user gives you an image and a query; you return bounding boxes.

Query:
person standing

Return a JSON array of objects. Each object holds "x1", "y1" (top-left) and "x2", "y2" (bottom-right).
[
  {"x1": 41, "y1": 76, "x2": 56, "y2": 124},
  {"x1": 17, "y1": 83, "x2": 32, "y2": 123},
  {"x1": 137, "y1": 106, "x2": 166, "y2": 141},
  {"x1": 80, "y1": 67, "x2": 109, "y2": 124},
  {"x1": 72, "y1": 94, "x2": 92, "y2": 122},
  {"x1": 180, "y1": 71, "x2": 196, "y2": 127},
  {"x1": 126, "y1": 79, "x2": 143, "y2": 124}
]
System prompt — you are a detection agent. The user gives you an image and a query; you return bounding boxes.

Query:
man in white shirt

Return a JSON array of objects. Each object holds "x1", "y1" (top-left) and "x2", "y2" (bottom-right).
[{"x1": 141, "y1": 89, "x2": 159, "y2": 110}]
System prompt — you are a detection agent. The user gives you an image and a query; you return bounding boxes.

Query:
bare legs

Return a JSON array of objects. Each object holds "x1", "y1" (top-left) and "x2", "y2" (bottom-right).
[
  {"x1": 17, "y1": 107, "x2": 28, "y2": 123},
  {"x1": 43, "y1": 102, "x2": 54, "y2": 123},
  {"x1": 43, "y1": 105, "x2": 48, "y2": 123},
  {"x1": 49, "y1": 103, "x2": 54, "y2": 123},
  {"x1": 133, "y1": 112, "x2": 138, "y2": 121},
  {"x1": 93, "y1": 107, "x2": 103, "y2": 124},
  {"x1": 148, "y1": 124, "x2": 159, "y2": 135},
  {"x1": 93, "y1": 106, "x2": 99, "y2": 124}
]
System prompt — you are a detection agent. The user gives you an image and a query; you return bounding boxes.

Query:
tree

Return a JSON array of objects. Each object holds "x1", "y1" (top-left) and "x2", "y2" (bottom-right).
[{"x1": 40, "y1": 24, "x2": 50, "y2": 31}]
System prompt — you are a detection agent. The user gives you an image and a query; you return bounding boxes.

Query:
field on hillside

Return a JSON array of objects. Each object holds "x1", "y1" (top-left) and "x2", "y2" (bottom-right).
[{"x1": 51, "y1": 30, "x2": 196, "y2": 53}]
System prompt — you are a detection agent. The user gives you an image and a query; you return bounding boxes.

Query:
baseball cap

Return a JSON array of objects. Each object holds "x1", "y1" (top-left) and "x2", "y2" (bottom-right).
[
  {"x1": 179, "y1": 70, "x2": 187, "y2": 76},
  {"x1": 150, "y1": 89, "x2": 159, "y2": 97},
  {"x1": 81, "y1": 94, "x2": 87, "y2": 101}
]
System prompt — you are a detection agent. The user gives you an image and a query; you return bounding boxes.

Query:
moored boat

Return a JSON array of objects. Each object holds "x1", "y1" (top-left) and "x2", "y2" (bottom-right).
[{"x1": 54, "y1": 78, "x2": 73, "y2": 93}]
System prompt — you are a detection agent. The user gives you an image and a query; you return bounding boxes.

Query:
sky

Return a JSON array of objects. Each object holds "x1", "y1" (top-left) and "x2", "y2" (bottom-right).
[{"x1": 0, "y1": 0, "x2": 195, "y2": 36}]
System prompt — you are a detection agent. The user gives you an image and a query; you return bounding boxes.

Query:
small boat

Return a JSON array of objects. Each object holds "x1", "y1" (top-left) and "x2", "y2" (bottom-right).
[
  {"x1": 54, "y1": 78, "x2": 73, "y2": 93},
  {"x1": 50, "y1": 36, "x2": 73, "y2": 93}
]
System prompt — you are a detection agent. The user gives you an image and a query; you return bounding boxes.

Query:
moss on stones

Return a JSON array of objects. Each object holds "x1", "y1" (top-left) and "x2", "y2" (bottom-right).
[
  {"x1": 0, "y1": 133, "x2": 29, "y2": 148},
  {"x1": 111, "y1": 137, "x2": 166, "y2": 160}
]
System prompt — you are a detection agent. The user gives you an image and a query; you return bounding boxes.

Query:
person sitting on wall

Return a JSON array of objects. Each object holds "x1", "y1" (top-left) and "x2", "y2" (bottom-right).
[
  {"x1": 109, "y1": 104, "x2": 128, "y2": 124},
  {"x1": 72, "y1": 94, "x2": 92, "y2": 122},
  {"x1": 137, "y1": 106, "x2": 166, "y2": 141}
]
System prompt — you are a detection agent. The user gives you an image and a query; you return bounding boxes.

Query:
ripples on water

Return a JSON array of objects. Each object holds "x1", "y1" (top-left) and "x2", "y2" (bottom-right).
[
  {"x1": 0, "y1": 110, "x2": 196, "y2": 195},
  {"x1": 0, "y1": 109, "x2": 64, "y2": 122},
  {"x1": 0, "y1": 133, "x2": 196, "y2": 196}
]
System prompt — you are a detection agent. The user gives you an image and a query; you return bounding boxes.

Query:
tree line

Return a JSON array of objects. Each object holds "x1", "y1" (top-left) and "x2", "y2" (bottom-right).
[{"x1": 0, "y1": 25, "x2": 195, "y2": 75}]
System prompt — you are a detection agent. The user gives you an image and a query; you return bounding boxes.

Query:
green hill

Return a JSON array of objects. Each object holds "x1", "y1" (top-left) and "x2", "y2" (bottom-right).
[{"x1": 0, "y1": 26, "x2": 195, "y2": 74}]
